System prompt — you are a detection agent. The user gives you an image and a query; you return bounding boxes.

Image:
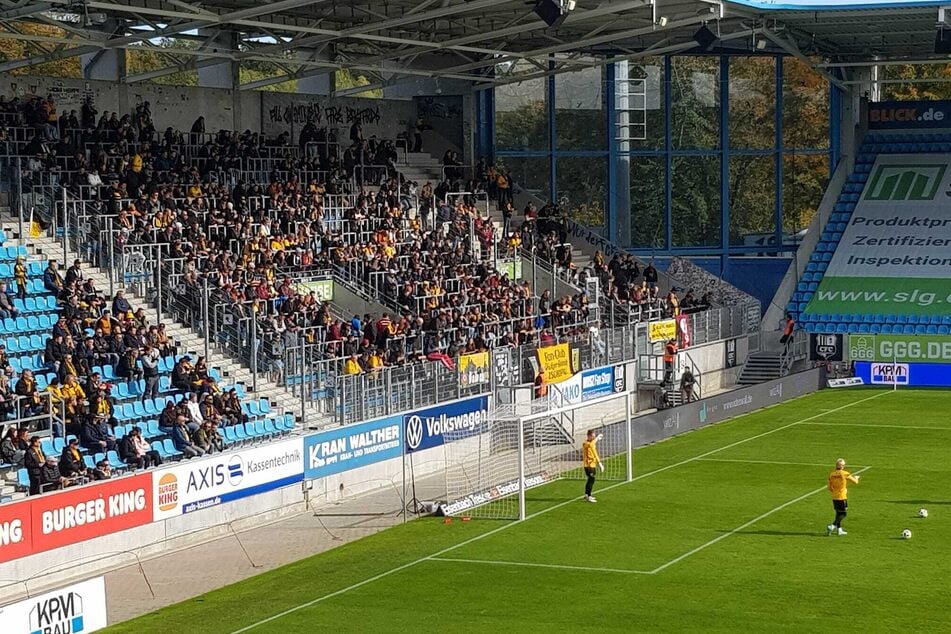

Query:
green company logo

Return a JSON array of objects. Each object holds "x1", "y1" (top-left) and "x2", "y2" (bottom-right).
[
  {"x1": 865, "y1": 164, "x2": 946, "y2": 201},
  {"x1": 849, "y1": 335, "x2": 876, "y2": 361}
]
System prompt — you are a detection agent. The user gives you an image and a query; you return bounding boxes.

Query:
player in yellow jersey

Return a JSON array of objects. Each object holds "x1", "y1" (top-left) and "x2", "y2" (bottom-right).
[
  {"x1": 581, "y1": 429, "x2": 604, "y2": 503},
  {"x1": 827, "y1": 458, "x2": 860, "y2": 536}
]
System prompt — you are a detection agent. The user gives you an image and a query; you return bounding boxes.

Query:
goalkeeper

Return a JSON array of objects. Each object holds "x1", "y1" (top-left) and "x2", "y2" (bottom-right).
[{"x1": 582, "y1": 429, "x2": 604, "y2": 503}]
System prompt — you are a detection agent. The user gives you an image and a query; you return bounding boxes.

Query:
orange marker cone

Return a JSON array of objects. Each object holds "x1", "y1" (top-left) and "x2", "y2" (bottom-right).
[{"x1": 443, "y1": 516, "x2": 452, "y2": 524}]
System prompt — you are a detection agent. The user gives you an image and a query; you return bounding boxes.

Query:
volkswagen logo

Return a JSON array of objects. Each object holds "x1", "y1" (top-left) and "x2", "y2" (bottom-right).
[{"x1": 405, "y1": 415, "x2": 424, "y2": 450}]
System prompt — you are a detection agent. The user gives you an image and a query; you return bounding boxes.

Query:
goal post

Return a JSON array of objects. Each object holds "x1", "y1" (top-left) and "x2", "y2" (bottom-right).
[{"x1": 441, "y1": 390, "x2": 633, "y2": 521}]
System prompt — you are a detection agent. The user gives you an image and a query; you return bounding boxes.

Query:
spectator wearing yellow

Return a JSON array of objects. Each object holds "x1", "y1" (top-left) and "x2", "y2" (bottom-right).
[{"x1": 343, "y1": 354, "x2": 363, "y2": 376}]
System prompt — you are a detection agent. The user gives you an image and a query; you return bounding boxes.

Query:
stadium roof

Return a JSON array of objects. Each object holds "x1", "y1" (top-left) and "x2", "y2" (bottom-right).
[{"x1": 0, "y1": 0, "x2": 948, "y2": 92}]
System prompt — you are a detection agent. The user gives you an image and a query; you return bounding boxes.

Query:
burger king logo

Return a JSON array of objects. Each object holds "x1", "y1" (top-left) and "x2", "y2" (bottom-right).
[{"x1": 158, "y1": 472, "x2": 179, "y2": 512}]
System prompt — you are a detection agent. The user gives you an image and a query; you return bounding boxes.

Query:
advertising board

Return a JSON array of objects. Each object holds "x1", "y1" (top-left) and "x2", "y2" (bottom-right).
[
  {"x1": 0, "y1": 474, "x2": 152, "y2": 564},
  {"x1": 855, "y1": 361, "x2": 951, "y2": 387},
  {"x1": 403, "y1": 396, "x2": 490, "y2": 453},
  {"x1": 152, "y1": 438, "x2": 303, "y2": 521},
  {"x1": 304, "y1": 416, "x2": 402, "y2": 480},
  {"x1": 0, "y1": 576, "x2": 107, "y2": 633},
  {"x1": 849, "y1": 334, "x2": 951, "y2": 363}
]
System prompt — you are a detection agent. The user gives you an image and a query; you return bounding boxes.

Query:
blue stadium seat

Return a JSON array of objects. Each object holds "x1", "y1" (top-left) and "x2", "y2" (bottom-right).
[
  {"x1": 222, "y1": 426, "x2": 238, "y2": 445},
  {"x1": 162, "y1": 439, "x2": 184, "y2": 460},
  {"x1": 17, "y1": 469, "x2": 30, "y2": 490},
  {"x1": 107, "y1": 450, "x2": 126, "y2": 471}
]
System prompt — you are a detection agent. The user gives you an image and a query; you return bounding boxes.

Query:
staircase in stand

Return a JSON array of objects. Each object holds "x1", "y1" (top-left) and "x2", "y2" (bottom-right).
[
  {"x1": 16, "y1": 226, "x2": 312, "y2": 427},
  {"x1": 737, "y1": 352, "x2": 782, "y2": 385}
]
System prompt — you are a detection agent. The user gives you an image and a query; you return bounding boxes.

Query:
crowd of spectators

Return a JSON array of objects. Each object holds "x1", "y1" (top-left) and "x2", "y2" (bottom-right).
[
  {"x1": 2, "y1": 93, "x2": 597, "y2": 384},
  {"x1": 2, "y1": 91, "x2": 708, "y2": 396}
]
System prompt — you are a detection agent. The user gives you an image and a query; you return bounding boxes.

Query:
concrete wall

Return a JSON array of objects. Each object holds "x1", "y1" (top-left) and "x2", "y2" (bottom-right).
[{"x1": 1, "y1": 74, "x2": 262, "y2": 134}]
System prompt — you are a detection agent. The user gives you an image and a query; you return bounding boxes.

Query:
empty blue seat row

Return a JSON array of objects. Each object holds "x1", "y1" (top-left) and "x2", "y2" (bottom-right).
[
  {"x1": 8, "y1": 354, "x2": 47, "y2": 373},
  {"x1": 2, "y1": 313, "x2": 56, "y2": 334},
  {"x1": 804, "y1": 322, "x2": 951, "y2": 336},
  {"x1": 0, "y1": 245, "x2": 28, "y2": 261},
  {"x1": 10, "y1": 294, "x2": 58, "y2": 314},
  {"x1": 0, "y1": 260, "x2": 45, "y2": 278},
  {"x1": 3, "y1": 333, "x2": 51, "y2": 353}
]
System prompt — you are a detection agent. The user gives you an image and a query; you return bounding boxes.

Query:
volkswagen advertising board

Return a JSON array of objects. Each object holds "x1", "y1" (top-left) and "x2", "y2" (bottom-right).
[{"x1": 403, "y1": 396, "x2": 490, "y2": 453}]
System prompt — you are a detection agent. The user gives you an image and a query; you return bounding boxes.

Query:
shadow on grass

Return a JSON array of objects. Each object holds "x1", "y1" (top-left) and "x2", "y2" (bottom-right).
[
  {"x1": 885, "y1": 500, "x2": 951, "y2": 505},
  {"x1": 716, "y1": 529, "x2": 827, "y2": 538}
]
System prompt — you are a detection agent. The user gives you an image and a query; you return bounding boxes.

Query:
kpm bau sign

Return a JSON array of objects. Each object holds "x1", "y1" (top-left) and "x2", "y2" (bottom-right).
[
  {"x1": 0, "y1": 577, "x2": 108, "y2": 633},
  {"x1": 404, "y1": 396, "x2": 490, "y2": 453}
]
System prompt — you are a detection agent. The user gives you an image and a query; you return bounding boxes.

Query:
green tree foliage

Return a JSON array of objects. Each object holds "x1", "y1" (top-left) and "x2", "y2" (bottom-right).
[
  {"x1": 0, "y1": 23, "x2": 80, "y2": 77},
  {"x1": 336, "y1": 69, "x2": 382, "y2": 98},
  {"x1": 883, "y1": 63, "x2": 951, "y2": 101},
  {"x1": 493, "y1": 55, "x2": 832, "y2": 249},
  {"x1": 126, "y1": 40, "x2": 198, "y2": 86}
]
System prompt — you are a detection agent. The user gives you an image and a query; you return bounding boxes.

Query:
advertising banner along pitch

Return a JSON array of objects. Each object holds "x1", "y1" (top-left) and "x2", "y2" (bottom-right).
[
  {"x1": 403, "y1": 396, "x2": 490, "y2": 453},
  {"x1": 304, "y1": 416, "x2": 402, "y2": 480},
  {"x1": 0, "y1": 576, "x2": 108, "y2": 633},
  {"x1": 804, "y1": 155, "x2": 951, "y2": 317},
  {"x1": 152, "y1": 438, "x2": 303, "y2": 520},
  {"x1": 0, "y1": 474, "x2": 152, "y2": 564},
  {"x1": 849, "y1": 333, "x2": 951, "y2": 363}
]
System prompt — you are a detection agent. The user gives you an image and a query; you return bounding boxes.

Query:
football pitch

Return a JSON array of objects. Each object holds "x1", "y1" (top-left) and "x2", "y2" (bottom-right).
[{"x1": 107, "y1": 388, "x2": 951, "y2": 633}]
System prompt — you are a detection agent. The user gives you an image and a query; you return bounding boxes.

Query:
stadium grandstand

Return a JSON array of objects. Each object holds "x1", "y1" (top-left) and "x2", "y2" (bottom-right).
[{"x1": 0, "y1": 0, "x2": 950, "y2": 631}]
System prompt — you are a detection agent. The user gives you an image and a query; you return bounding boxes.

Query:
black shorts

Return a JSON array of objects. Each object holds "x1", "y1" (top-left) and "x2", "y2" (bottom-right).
[
  {"x1": 833, "y1": 499, "x2": 848, "y2": 512},
  {"x1": 584, "y1": 467, "x2": 596, "y2": 478}
]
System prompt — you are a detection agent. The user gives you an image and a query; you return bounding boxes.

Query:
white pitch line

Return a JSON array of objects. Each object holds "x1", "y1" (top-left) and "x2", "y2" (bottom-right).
[
  {"x1": 650, "y1": 466, "x2": 872, "y2": 575},
  {"x1": 230, "y1": 390, "x2": 889, "y2": 633},
  {"x1": 797, "y1": 422, "x2": 951, "y2": 431},
  {"x1": 429, "y1": 556, "x2": 653, "y2": 575},
  {"x1": 697, "y1": 458, "x2": 847, "y2": 468}
]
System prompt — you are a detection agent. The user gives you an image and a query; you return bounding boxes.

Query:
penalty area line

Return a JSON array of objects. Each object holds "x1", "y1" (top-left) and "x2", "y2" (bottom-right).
[
  {"x1": 429, "y1": 556, "x2": 653, "y2": 575},
  {"x1": 229, "y1": 391, "x2": 889, "y2": 633},
  {"x1": 650, "y1": 466, "x2": 872, "y2": 575}
]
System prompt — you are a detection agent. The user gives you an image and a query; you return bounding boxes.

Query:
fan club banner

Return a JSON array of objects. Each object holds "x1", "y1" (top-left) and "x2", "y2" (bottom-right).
[
  {"x1": 804, "y1": 155, "x2": 951, "y2": 317},
  {"x1": 649, "y1": 319, "x2": 676, "y2": 343},
  {"x1": 535, "y1": 343, "x2": 578, "y2": 384},
  {"x1": 458, "y1": 351, "x2": 490, "y2": 388},
  {"x1": 676, "y1": 314, "x2": 691, "y2": 349}
]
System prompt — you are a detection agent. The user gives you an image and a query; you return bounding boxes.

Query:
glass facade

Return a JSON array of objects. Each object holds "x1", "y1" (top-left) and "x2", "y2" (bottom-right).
[{"x1": 489, "y1": 53, "x2": 834, "y2": 258}]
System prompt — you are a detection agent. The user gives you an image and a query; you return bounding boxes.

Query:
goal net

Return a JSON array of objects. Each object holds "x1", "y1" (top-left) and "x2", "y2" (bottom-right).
[{"x1": 441, "y1": 389, "x2": 631, "y2": 520}]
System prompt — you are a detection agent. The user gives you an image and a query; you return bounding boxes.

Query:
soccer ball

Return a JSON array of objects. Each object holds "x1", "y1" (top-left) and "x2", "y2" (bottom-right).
[
  {"x1": 919, "y1": 508, "x2": 929, "y2": 518},
  {"x1": 902, "y1": 529, "x2": 912, "y2": 539}
]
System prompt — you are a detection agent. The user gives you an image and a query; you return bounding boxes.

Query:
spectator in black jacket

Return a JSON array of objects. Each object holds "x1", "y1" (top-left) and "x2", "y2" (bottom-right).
[
  {"x1": 81, "y1": 416, "x2": 116, "y2": 453},
  {"x1": 23, "y1": 436, "x2": 45, "y2": 495},
  {"x1": 115, "y1": 348, "x2": 142, "y2": 386},
  {"x1": 59, "y1": 437, "x2": 88, "y2": 480},
  {"x1": 41, "y1": 455, "x2": 68, "y2": 491},
  {"x1": 112, "y1": 289, "x2": 133, "y2": 319}
]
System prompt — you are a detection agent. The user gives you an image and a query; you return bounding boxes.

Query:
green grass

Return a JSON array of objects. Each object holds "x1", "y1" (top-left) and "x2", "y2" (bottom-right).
[{"x1": 107, "y1": 388, "x2": 951, "y2": 633}]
